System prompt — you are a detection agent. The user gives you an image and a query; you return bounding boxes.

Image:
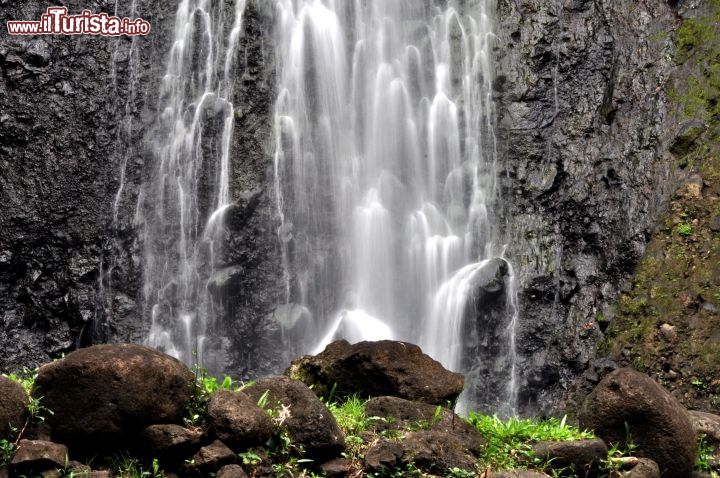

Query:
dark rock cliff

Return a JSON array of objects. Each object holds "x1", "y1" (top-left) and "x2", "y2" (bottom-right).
[
  {"x1": 0, "y1": 0, "x2": 284, "y2": 374},
  {"x1": 496, "y1": 0, "x2": 679, "y2": 413},
  {"x1": 0, "y1": 0, "x2": 174, "y2": 369},
  {"x1": 0, "y1": 0, "x2": 693, "y2": 416}
]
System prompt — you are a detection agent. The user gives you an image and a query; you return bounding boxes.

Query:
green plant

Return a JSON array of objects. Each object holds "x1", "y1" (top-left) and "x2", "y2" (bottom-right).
[
  {"x1": 238, "y1": 451, "x2": 262, "y2": 467},
  {"x1": 692, "y1": 378, "x2": 707, "y2": 390},
  {"x1": 185, "y1": 365, "x2": 245, "y2": 426},
  {"x1": 109, "y1": 454, "x2": 164, "y2": 478},
  {"x1": 467, "y1": 414, "x2": 594, "y2": 471},
  {"x1": 4, "y1": 368, "x2": 53, "y2": 440},
  {"x1": 677, "y1": 222, "x2": 693, "y2": 237},
  {"x1": 695, "y1": 433, "x2": 720, "y2": 477},
  {"x1": 0, "y1": 437, "x2": 15, "y2": 467},
  {"x1": 327, "y1": 395, "x2": 384, "y2": 436}
]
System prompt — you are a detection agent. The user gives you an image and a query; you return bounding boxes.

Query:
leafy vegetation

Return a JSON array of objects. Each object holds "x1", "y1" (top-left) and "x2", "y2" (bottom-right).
[
  {"x1": 467, "y1": 413, "x2": 594, "y2": 472},
  {"x1": 185, "y1": 365, "x2": 248, "y2": 426},
  {"x1": 108, "y1": 453, "x2": 164, "y2": 478},
  {"x1": 695, "y1": 434, "x2": 720, "y2": 478}
]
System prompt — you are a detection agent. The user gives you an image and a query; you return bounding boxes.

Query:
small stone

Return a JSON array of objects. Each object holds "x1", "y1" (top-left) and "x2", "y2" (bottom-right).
[
  {"x1": 659, "y1": 323, "x2": 677, "y2": 341},
  {"x1": 709, "y1": 216, "x2": 720, "y2": 233},
  {"x1": 319, "y1": 457, "x2": 351, "y2": 478},
  {"x1": 217, "y1": 464, "x2": 248, "y2": 478},
  {"x1": 627, "y1": 458, "x2": 660, "y2": 478},
  {"x1": 10, "y1": 440, "x2": 68, "y2": 477},
  {"x1": 188, "y1": 440, "x2": 236, "y2": 474},
  {"x1": 25, "y1": 39, "x2": 52, "y2": 67}
]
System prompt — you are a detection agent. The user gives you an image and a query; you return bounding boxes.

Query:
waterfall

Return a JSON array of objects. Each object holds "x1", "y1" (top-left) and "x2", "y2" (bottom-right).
[
  {"x1": 273, "y1": 0, "x2": 518, "y2": 412},
  {"x1": 136, "y1": 0, "x2": 246, "y2": 370}
]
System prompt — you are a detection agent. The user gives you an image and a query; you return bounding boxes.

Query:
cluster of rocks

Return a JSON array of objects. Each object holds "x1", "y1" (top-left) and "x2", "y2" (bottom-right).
[{"x1": 0, "y1": 342, "x2": 718, "y2": 478}]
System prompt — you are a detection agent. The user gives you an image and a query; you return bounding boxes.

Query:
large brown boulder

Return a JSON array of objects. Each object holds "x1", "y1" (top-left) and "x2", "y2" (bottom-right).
[
  {"x1": 0, "y1": 375, "x2": 28, "y2": 439},
  {"x1": 9, "y1": 439, "x2": 68, "y2": 477},
  {"x1": 365, "y1": 396, "x2": 484, "y2": 455},
  {"x1": 286, "y1": 340, "x2": 464, "y2": 405},
  {"x1": 531, "y1": 439, "x2": 607, "y2": 477},
  {"x1": 243, "y1": 376, "x2": 344, "y2": 460},
  {"x1": 207, "y1": 389, "x2": 274, "y2": 452},
  {"x1": 364, "y1": 432, "x2": 476, "y2": 475},
  {"x1": 579, "y1": 368, "x2": 696, "y2": 478},
  {"x1": 33, "y1": 344, "x2": 194, "y2": 450}
]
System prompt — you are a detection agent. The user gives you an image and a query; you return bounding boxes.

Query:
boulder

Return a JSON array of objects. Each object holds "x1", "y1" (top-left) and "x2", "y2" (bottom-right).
[
  {"x1": 243, "y1": 376, "x2": 344, "y2": 460},
  {"x1": 33, "y1": 344, "x2": 194, "y2": 450},
  {"x1": 689, "y1": 411, "x2": 720, "y2": 446},
  {"x1": 9, "y1": 439, "x2": 67, "y2": 477},
  {"x1": 579, "y1": 368, "x2": 695, "y2": 478},
  {"x1": 364, "y1": 431, "x2": 475, "y2": 475},
  {"x1": 286, "y1": 340, "x2": 464, "y2": 405},
  {"x1": 183, "y1": 440, "x2": 237, "y2": 476},
  {"x1": 207, "y1": 390, "x2": 274, "y2": 451},
  {"x1": 363, "y1": 440, "x2": 404, "y2": 472},
  {"x1": 0, "y1": 375, "x2": 28, "y2": 439},
  {"x1": 402, "y1": 431, "x2": 476, "y2": 474},
  {"x1": 531, "y1": 439, "x2": 607, "y2": 477},
  {"x1": 217, "y1": 464, "x2": 249, "y2": 478},
  {"x1": 141, "y1": 424, "x2": 205, "y2": 464},
  {"x1": 626, "y1": 458, "x2": 660, "y2": 478},
  {"x1": 365, "y1": 396, "x2": 484, "y2": 455},
  {"x1": 319, "y1": 457, "x2": 352, "y2": 478}
]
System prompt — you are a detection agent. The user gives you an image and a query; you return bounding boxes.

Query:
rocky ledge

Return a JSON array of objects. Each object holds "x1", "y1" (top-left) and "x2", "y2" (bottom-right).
[{"x1": 0, "y1": 342, "x2": 718, "y2": 478}]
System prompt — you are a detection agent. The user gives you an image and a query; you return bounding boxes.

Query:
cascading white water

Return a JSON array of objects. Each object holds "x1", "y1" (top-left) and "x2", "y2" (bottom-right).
[
  {"x1": 136, "y1": 0, "x2": 246, "y2": 369},
  {"x1": 273, "y1": 0, "x2": 518, "y2": 412}
]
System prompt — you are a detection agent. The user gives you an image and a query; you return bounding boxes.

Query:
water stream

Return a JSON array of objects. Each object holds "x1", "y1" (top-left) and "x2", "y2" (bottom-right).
[
  {"x1": 136, "y1": 0, "x2": 247, "y2": 370},
  {"x1": 273, "y1": 0, "x2": 518, "y2": 413}
]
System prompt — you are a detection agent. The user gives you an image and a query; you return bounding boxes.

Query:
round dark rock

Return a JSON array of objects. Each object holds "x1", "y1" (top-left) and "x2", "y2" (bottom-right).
[
  {"x1": 243, "y1": 376, "x2": 344, "y2": 460},
  {"x1": 217, "y1": 464, "x2": 249, "y2": 478},
  {"x1": 0, "y1": 375, "x2": 28, "y2": 439},
  {"x1": 33, "y1": 344, "x2": 194, "y2": 450},
  {"x1": 402, "y1": 430, "x2": 476, "y2": 475},
  {"x1": 579, "y1": 368, "x2": 695, "y2": 478},
  {"x1": 183, "y1": 440, "x2": 237, "y2": 476},
  {"x1": 141, "y1": 424, "x2": 205, "y2": 464},
  {"x1": 531, "y1": 439, "x2": 607, "y2": 477},
  {"x1": 286, "y1": 340, "x2": 464, "y2": 405},
  {"x1": 627, "y1": 458, "x2": 660, "y2": 478},
  {"x1": 207, "y1": 389, "x2": 274, "y2": 452},
  {"x1": 10, "y1": 439, "x2": 67, "y2": 478}
]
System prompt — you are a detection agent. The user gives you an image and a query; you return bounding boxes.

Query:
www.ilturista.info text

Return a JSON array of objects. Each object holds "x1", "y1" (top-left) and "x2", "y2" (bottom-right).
[{"x1": 7, "y1": 7, "x2": 151, "y2": 36}]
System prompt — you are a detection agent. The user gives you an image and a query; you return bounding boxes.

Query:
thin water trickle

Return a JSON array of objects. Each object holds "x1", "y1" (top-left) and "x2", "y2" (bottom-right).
[
  {"x1": 273, "y1": 0, "x2": 519, "y2": 413},
  {"x1": 136, "y1": 0, "x2": 247, "y2": 370}
]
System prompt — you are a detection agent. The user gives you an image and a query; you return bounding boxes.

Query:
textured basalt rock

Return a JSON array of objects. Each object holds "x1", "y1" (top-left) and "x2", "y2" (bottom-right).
[
  {"x1": 496, "y1": 0, "x2": 678, "y2": 414},
  {"x1": 0, "y1": 0, "x2": 285, "y2": 378},
  {"x1": 34, "y1": 344, "x2": 194, "y2": 450},
  {"x1": 0, "y1": 375, "x2": 28, "y2": 439},
  {"x1": 287, "y1": 340, "x2": 465, "y2": 405},
  {"x1": 579, "y1": 368, "x2": 695, "y2": 478}
]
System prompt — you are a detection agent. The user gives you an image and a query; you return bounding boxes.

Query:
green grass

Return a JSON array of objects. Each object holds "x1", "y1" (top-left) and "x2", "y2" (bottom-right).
[
  {"x1": 467, "y1": 414, "x2": 595, "y2": 471},
  {"x1": 108, "y1": 454, "x2": 164, "y2": 478}
]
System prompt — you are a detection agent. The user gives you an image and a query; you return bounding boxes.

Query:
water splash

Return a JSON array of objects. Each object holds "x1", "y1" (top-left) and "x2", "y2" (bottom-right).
[
  {"x1": 273, "y1": 0, "x2": 518, "y2": 412},
  {"x1": 136, "y1": 0, "x2": 246, "y2": 369}
]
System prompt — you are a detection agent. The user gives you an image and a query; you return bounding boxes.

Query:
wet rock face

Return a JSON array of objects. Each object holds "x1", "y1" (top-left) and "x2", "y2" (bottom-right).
[
  {"x1": 0, "y1": 0, "x2": 284, "y2": 376},
  {"x1": 495, "y1": 0, "x2": 678, "y2": 413},
  {"x1": 0, "y1": 0, "x2": 177, "y2": 370}
]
